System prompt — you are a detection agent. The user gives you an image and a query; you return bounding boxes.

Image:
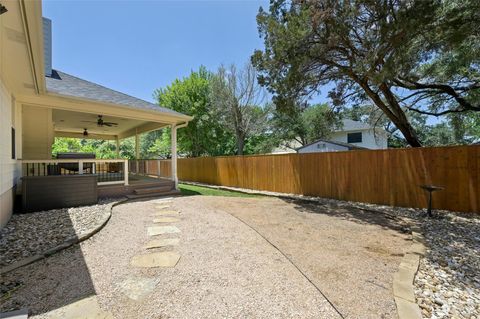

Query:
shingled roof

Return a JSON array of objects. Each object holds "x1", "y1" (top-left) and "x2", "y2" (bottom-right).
[{"x1": 45, "y1": 70, "x2": 186, "y2": 117}]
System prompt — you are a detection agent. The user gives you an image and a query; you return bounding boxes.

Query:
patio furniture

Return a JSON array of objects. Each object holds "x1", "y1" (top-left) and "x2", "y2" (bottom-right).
[{"x1": 55, "y1": 152, "x2": 95, "y2": 174}]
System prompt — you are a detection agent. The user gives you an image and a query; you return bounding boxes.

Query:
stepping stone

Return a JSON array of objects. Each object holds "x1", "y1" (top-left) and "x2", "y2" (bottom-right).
[
  {"x1": 0, "y1": 309, "x2": 28, "y2": 319},
  {"x1": 118, "y1": 276, "x2": 158, "y2": 301},
  {"x1": 38, "y1": 296, "x2": 113, "y2": 319},
  {"x1": 147, "y1": 225, "x2": 180, "y2": 236},
  {"x1": 151, "y1": 210, "x2": 180, "y2": 216},
  {"x1": 144, "y1": 238, "x2": 180, "y2": 249},
  {"x1": 153, "y1": 217, "x2": 180, "y2": 223},
  {"x1": 131, "y1": 252, "x2": 180, "y2": 268}
]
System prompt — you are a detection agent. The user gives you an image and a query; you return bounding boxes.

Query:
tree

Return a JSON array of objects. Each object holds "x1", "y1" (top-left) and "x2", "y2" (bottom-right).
[
  {"x1": 272, "y1": 103, "x2": 341, "y2": 150},
  {"x1": 154, "y1": 66, "x2": 235, "y2": 157},
  {"x1": 210, "y1": 63, "x2": 270, "y2": 155},
  {"x1": 342, "y1": 105, "x2": 477, "y2": 147},
  {"x1": 252, "y1": 0, "x2": 480, "y2": 147}
]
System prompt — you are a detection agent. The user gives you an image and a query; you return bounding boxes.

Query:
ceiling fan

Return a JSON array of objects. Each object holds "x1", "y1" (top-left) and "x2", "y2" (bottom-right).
[{"x1": 81, "y1": 115, "x2": 118, "y2": 127}]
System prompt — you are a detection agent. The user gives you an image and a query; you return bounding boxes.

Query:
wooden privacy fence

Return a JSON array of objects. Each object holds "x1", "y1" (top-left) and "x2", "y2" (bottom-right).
[
  {"x1": 177, "y1": 145, "x2": 479, "y2": 213},
  {"x1": 129, "y1": 159, "x2": 172, "y2": 179}
]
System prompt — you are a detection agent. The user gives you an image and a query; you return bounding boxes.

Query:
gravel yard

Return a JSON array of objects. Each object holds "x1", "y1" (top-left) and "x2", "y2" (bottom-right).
[
  {"x1": 1, "y1": 196, "x2": 342, "y2": 318},
  {"x1": 1, "y1": 193, "x2": 477, "y2": 319},
  {"x1": 0, "y1": 200, "x2": 114, "y2": 268}
]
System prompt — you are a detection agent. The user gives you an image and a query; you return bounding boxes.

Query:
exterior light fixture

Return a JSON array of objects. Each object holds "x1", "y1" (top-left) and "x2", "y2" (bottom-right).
[
  {"x1": 83, "y1": 128, "x2": 88, "y2": 136},
  {"x1": 0, "y1": 3, "x2": 7, "y2": 15}
]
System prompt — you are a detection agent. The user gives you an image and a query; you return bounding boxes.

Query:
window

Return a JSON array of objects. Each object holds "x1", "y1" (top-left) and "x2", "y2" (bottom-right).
[
  {"x1": 11, "y1": 127, "x2": 15, "y2": 159},
  {"x1": 347, "y1": 132, "x2": 362, "y2": 143}
]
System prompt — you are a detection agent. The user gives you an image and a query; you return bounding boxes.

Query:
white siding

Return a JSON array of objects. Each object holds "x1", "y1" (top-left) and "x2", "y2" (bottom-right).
[
  {"x1": 0, "y1": 77, "x2": 18, "y2": 227},
  {"x1": 330, "y1": 129, "x2": 387, "y2": 149}
]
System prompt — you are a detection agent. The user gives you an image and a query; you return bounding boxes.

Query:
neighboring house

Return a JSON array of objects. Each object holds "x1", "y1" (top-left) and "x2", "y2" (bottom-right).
[
  {"x1": 0, "y1": 1, "x2": 192, "y2": 227},
  {"x1": 271, "y1": 119, "x2": 388, "y2": 155},
  {"x1": 330, "y1": 119, "x2": 388, "y2": 150},
  {"x1": 297, "y1": 139, "x2": 367, "y2": 154}
]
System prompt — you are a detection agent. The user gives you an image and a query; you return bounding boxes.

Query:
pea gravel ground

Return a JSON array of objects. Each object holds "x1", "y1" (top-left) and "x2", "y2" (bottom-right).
[{"x1": 1, "y1": 195, "x2": 410, "y2": 318}]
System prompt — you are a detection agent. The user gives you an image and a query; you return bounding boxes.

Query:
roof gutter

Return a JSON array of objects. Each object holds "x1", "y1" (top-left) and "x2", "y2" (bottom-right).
[
  {"x1": 175, "y1": 121, "x2": 189, "y2": 129},
  {"x1": 19, "y1": 0, "x2": 46, "y2": 94}
]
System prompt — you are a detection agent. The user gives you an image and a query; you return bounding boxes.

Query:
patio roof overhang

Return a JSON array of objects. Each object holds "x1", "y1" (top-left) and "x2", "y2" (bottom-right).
[{"x1": 16, "y1": 89, "x2": 192, "y2": 140}]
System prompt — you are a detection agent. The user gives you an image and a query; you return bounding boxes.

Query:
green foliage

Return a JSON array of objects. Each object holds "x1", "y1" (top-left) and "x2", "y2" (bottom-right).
[
  {"x1": 52, "y1": 138, "x2": 119, "y2": 159},
  {"x1": 146, "y1": 129, "x2": 171, "y2": 159},
  {"x1": 271, "y1": 103, "x2": 341, "y2": 148},
  {"x1": 210, "y1": 64, "x2": 270, "y2": 154},
  {"x1": 154, "y1": 66, "x2": 236, "y2": 157}
]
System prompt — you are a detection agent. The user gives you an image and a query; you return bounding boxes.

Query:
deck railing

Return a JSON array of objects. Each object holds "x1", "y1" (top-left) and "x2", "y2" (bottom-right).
[
  {"x1": 21, "y1": 159, "x2": 129, "y2": 186},
  {"x1": 129, "y1": 159, "x2": 172, "y2": 179}
]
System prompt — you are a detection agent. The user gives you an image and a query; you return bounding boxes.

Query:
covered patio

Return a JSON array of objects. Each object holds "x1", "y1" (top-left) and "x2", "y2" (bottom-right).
[{"x1": 16, "y1": 67, "x2": 192, "y2": 210}]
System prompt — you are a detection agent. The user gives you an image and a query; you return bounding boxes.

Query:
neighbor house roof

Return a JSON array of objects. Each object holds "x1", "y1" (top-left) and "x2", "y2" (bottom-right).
[
  {"x1": 45, "y1": 70, "x2": 186, "y2": 118},
  {"x1": 296, "y1": 139, "x2": 368, "y2": 151}
]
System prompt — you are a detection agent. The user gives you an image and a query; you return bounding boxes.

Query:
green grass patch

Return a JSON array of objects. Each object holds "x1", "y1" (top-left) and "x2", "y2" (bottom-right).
[{"x1": 178, "y1": 183, "x2": 262, "y2": 198}]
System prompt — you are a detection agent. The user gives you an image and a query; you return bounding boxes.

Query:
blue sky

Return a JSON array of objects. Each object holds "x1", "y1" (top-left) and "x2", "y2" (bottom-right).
[{"x1": 42, "y1": 0, "x2": 271, "y2": 103}]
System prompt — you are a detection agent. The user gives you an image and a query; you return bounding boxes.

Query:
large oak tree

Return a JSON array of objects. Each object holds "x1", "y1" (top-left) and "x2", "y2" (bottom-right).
[{"x1": 252, "y1": 0, "x2": 480, "y2": 147}]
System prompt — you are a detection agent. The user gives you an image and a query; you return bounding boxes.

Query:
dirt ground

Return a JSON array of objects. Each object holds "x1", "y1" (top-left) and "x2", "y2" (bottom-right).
[
  {"x1": 1, "y1": 195, "x2": 410, "y2": 318},
  {"x1": 204, "y1": 196, "x2": 411, "y2": 319}
]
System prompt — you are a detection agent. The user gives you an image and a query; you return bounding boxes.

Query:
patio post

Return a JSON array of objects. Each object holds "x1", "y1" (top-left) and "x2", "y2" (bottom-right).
[
  {"x1": 171, "y1": 124, "x2": 178, "y2": 189},
  {"x1": 115, "y1": 136, "x2": 120, "y2": 158},
  {"x1": 135, "y1": 131, "x2": 140, "y2": 174}
]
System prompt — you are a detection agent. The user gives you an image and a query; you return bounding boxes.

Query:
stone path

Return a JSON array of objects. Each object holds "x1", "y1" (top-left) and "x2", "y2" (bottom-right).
[{"x1": 122, "y1": 198, "x2": 183, "y2": 300}]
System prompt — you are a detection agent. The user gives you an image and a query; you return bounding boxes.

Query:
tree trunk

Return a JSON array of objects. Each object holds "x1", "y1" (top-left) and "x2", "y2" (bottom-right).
[
  {"x1": 358, "y1": 80, "x2": 422, "y2": 147},
  {"x1": 236, "y1": 134, "x2": 245, "y2": 155},
  {"x1": 378, "y1": 83, "x2": 422, "y2": 147}
]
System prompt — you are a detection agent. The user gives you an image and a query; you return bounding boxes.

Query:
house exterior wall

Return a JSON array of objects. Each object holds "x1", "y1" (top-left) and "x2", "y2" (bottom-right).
[
  {"x1": 22, "y1": 105, "x2": 54, "y2": 159},
  {"x1": 0, "y1": 77, "x2": 21, "y2": 227},
  {"x1": 297, "y1": 141, "x2": 349, "y2": 153},
  {"x1": 330, "y1": 130, "x2": 387, "y2": 149}
]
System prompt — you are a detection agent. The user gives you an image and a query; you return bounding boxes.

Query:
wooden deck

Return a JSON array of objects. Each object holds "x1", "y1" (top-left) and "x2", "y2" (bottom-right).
[{"x1": 98, "y1": 174, "x2": 177, "y2": 198}]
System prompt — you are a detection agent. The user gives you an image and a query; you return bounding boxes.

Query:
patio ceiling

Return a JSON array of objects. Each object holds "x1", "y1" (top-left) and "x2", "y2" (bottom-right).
[{"x1": 53, "y1": 109, "x2": 167, "y2": 140}]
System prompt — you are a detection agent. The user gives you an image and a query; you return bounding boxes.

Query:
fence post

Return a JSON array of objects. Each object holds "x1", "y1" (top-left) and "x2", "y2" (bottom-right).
[
  {"x1": 78, "y1": 160, "x2": 83, "y2": 175},
  {"x1": 157, "y1": 159, "x2": 161, "y2": 178}
]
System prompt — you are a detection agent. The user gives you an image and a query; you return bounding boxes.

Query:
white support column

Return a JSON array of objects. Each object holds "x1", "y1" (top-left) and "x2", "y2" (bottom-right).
[
  {"x1": 171, "y1": 124, "x2": 178, "y2": 189},
  {"x1": 116, "y1": 136, "x2": 120, "y2": 158},
  {"x1": 78, "y1": 160, "x2": 83, "y2": 175},
  {"x1": 135, "y1": 131, "x2": 140, "y2": 174},
  {"x1": 124, "y1": 159, "x2": 129, "y2": 185}
]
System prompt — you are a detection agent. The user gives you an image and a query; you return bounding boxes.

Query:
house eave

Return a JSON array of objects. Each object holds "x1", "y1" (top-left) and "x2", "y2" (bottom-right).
[
  {"x1": 19, "y1": 0, "x2": 46, "y2": 94},
  {"x1": 17, "y1": 92, "x2": 193, "y2": 124}
]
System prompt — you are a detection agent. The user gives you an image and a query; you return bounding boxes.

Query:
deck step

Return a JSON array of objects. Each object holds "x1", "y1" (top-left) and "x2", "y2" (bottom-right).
[
  {"x1": 132, "y1": 181, "x2": 174, "y2": 189},
  {"x1": 126, "y1": 189, "x2": 181, "y2": 200},
  {"x1": 134, "y1": 185, "x2": 173, "y2": 195}
]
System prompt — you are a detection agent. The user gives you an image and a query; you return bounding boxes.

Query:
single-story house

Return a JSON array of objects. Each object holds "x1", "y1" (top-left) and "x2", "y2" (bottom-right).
[
  {"x1": 0, "y1": 1, "x2": 192, "y2": 227},
  {"x1": 296, "y1": 139, "x2": 367, "y2": 153}
]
